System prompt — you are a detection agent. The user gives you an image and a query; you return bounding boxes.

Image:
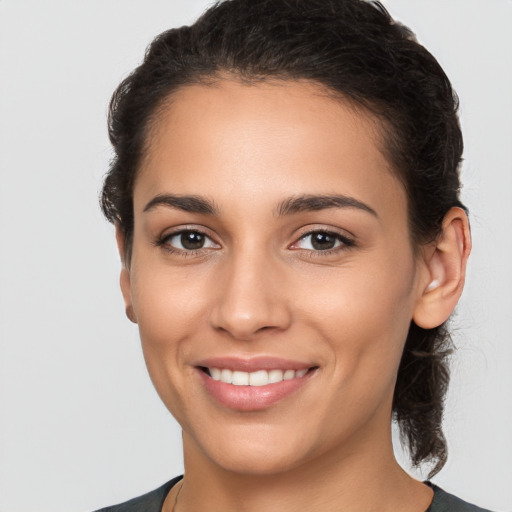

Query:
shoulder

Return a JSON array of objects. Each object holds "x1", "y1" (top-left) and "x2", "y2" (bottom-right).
[
  {"x1": 428, "y1": 483, "x2": 494, "y2": 512},
  {"x1": 93, "y1": 476, "x2": 182, "y2": 512}
]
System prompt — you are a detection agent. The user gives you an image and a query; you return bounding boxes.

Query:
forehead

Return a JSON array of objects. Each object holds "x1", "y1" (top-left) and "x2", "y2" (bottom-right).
[{"x1": 135, "y1": 79, "x2": 406, "y2": 223}]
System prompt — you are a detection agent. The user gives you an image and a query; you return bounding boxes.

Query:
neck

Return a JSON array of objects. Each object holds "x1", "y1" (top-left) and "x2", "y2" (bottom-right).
[{"x1": 168, "y1": 422, "x2": 433, "y2": 512}]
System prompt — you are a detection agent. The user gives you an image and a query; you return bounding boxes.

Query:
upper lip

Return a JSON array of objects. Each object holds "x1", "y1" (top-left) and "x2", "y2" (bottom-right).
[{"x1": 194, "y1": 356, "x2": 315, "y2": 372}]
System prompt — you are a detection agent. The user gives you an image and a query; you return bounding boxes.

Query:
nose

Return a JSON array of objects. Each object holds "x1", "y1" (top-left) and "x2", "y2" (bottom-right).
[{"x1": 209, "y1": 251, "x2": 292, "y2": 341}]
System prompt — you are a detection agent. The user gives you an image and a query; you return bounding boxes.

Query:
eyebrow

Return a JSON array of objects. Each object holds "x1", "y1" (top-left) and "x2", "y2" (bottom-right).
[
  {"x1": 143, "y1": 193, "x2": 377, "y2": 218},
  {"x1": 143, "y1": 194, "x2": 218, "y2": 215},
  {"x1": 275, "y1": 194, "x2": 378, "y2": 217}
]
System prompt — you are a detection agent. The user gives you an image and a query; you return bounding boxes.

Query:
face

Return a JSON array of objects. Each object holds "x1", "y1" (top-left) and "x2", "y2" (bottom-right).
[{"x1": 122, "y1": 80, "x2": 430, "y2": 476}]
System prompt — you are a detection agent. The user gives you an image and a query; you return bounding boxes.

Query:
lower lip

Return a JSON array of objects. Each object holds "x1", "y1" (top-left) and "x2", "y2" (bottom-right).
[{"x1": 197, "y1": 369, "x2": 315, "y2": 411}]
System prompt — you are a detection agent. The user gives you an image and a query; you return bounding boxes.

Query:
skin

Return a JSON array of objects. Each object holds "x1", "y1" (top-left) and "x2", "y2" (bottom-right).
[{"x1": 118, "y1": 80, "x2": 470, "y2": 512}]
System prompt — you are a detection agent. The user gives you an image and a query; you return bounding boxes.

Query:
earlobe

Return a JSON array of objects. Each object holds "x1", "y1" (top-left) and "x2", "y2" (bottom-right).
[
  {"x1": 120, "y1": 268, "x2": 137, "y2": 324},
  {"x1": 115, "y1": 225, "x2": 138, "y2": 324},
  {"x1": 413, "y1": 207, "x2": 471, "y2": 329}
]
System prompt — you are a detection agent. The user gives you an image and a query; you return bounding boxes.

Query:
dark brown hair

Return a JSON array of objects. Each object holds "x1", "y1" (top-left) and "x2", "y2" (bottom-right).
[{"x1": 101, "y1": 0, "x2": 465, "y2": 477}]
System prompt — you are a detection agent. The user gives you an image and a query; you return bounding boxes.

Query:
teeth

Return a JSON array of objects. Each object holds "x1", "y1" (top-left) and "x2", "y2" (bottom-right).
[
  {"x1": 208, "y1": 368, "x2": 309, "y2": 386},
  {"x1": 220, "y1": 369, "x2": 233, "y2": 384},
  {"x1": 232, "y1": 371, "x2": 249, "y2": 385},
  {"x1": 268, "y1": 369, "x2": 284, "y2": 383},
  {"x1": 210, "y1": 368, "x2": 221, "y2": 380},
  {"x1": 249, "y1": 370, "x2": 269, "y2": 386},
  {"x1": 283, "y1": 369, "x2": 295, "y2": 380}
]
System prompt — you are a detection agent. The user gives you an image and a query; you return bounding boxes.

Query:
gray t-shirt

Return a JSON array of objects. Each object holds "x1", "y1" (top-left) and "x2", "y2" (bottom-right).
[{"x1": 94, "y1": 476, "x2": 493, "y2": 512}]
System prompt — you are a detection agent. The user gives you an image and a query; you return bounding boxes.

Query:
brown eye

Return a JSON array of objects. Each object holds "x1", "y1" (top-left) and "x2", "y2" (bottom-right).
[
  {"x1": 293, "y1": 230, "x2": 354, "y2": 252},
  {"x1": 310, "y1": 232, "x2": 337, "y2": 250},
  {"x1": 162, "y1": 230, "x2": 219, "y2": 252},
  {"x1": 180, "y1": 231, "x2": 206, "y2": 250}
]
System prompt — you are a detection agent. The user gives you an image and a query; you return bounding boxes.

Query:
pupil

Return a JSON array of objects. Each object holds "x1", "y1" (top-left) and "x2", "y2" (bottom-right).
[
  {"x1": 181, "y1": 232, "x2": 205, "y2": 250},
  {"x1": 312, "y1": 232, "x2": 335, "y2": 250}
]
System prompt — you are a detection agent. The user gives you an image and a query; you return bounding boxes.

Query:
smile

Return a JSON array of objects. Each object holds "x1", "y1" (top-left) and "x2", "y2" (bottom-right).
[
  {"x1": 204, "y1": 367, "x2": 309, "y2": 386},
  {"x1": 196, "y1": 362, "x2": 318, "y2": 411}
]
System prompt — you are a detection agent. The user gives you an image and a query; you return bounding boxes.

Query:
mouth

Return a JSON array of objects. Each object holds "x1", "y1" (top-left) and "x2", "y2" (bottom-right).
[
  {"x1": 198, "y1": 366, "x2": 316, "y2": 386},
  {"x1": 196, "y1": 363, "x2": 319, "y2": 411}
]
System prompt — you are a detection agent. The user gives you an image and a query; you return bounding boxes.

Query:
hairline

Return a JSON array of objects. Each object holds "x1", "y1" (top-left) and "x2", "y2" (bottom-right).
[{"x1": 122, "y1": 72, "x2": 420, "y2": 263}]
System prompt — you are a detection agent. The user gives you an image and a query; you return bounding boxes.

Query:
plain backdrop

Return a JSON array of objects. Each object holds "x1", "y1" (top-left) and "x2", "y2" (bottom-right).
[{"x1": 0, "y1": 1, "x2": 511, "y2": 511}]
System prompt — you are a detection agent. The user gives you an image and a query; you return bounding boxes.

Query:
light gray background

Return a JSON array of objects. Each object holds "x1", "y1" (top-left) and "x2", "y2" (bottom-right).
[{"x1": 0, "y1": 1, "x2": 510, "y2": 511}]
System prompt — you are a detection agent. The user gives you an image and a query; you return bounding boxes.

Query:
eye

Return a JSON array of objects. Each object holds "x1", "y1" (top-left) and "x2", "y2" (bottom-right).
[
  {"x1": 158, "y1": 229, "x2": 219, "y2": 252},
  {"x1": 292, "y1": 230, "x2": 354, "y2": 252}
]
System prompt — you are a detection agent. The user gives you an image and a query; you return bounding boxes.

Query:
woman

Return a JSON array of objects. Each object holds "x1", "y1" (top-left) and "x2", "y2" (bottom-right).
[{"x1": 96, "y1": 0, "x2": 489, "y2": 510}]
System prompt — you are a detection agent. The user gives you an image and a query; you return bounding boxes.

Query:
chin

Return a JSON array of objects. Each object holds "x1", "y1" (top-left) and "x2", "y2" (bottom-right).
[
  {"x1": 211, "y1": 447, "x2": 308, "y2": 476},
  {"x1": 188, "y1": 423, "x2": 319, "y2": 476}
]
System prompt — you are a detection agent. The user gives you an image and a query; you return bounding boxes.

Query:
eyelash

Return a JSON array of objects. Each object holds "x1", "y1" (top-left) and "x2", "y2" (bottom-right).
[
  {"x1": 155, "y1": 228, "x2": 356, "y2": 257},
  {"x1": 155, "y1": 228, "x2": 218, "y2": 257},
  {"x1": 292, "y1": 229, "x2": 356, "y2": 257}
]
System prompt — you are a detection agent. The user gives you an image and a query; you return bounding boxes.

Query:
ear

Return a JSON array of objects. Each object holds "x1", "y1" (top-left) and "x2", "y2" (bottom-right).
[
  {"x1": 115, "y1": 225, "x2": 137, "y2": 324},
  {"x1": 413, "y1": 207, "x2": 471, "y2": 329}
]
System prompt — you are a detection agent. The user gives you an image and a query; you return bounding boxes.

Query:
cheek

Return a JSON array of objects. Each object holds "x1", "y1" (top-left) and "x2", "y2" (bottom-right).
[
  {"x1": 131, "y1": 259, "x2": 212, "y2": 336},
  {"x1": 129, "y1": 263, "x2": 213, "y2": 382},
  {"x1": 297, "y1": 255, "x2": 416, "y2": 384},
  {"x1": 128, "y1": 265, "x2": 216, "y2": 422}
]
